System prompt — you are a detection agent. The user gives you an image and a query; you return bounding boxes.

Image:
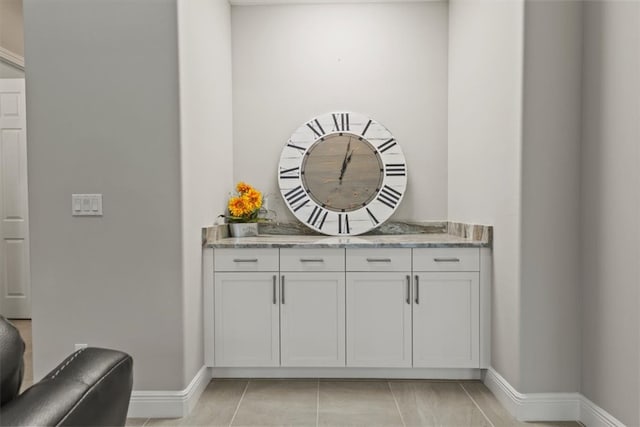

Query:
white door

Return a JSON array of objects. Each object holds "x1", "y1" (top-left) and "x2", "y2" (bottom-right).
[
  {"x1": 0, "y1": 79, "x2": 30, "y2": 319},
  {"x1": 214, "y1": 272, "x2": 279, "y2": 367},
  {"x1": 346, "y1": 272, "x2": 412, "y2": 367},
  {"x1": 280, "y1": 272, "x2": 345, "y2": 367},
  {"x1": 413, "y1": 272, "x2": 479, "y2": 368}
]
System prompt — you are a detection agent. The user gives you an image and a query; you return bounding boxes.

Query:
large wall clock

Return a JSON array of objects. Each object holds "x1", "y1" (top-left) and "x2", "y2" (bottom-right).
[{"x1": 278, "y1": 112, "x2": 407, "y2": 236}]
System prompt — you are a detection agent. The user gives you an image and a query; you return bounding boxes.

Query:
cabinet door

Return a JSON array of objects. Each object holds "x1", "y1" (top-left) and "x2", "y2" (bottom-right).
[
  {"x1": 280, "y1": 272, "x2": 345, "y2": 367},
  {"x1": 214, "y1": 272, "x2": 279, "y2": 367},
  {"x1": 413, "y1": 272, "x2": 479, "y2": 368},
  {"x1": 346, "y1": 272, "x2": 412, "y2": 367}
]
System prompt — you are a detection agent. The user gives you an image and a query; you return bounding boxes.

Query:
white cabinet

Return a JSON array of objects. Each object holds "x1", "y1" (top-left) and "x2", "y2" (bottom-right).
[
  {"x1": 214, "y1": 272, "x2": 280, "y2": 367},
  {"x1": 345, "y1": 248, "x2": 479, "y2": 368},
  {"x1": 213, "y1": 248, "x2": 280, "y2": 367},
  {"x1": 280, "y1": 248, "x2": 344, "y2": 272},
  {"x1": 412, "y1": 249, "x2": 480, "y2": 368},
  {"x1": 280, "y1": 248, "x2": 345, "y2": 367},
  {"x1": 214, "y1": 248, "x2": 279, "y2": 272},
  {"x1": 412, "y1": 248, "x2": 479, "y2": 272},
  {"x1": 210, "y1": 245, "x2": 488, "y2": 374},
  {"x1": 280, "y1": 272, "x2": 345, "y2": 367},
  {"x1": 345, "y1": 248, "x2": 412, "y2": 367},
  {"x1": 346, "y1": 272, "x2": 412, "y2": 367},
  {"x1": 214, "y1": 248, "x2": 345, "y2": 368}
]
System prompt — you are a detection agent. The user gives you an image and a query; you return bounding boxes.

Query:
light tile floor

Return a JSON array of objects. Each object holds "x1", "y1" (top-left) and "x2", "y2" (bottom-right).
[
  {"x1": 129, "y1": 379, "x2": 583, "y2": 427},
  {"x1": 10, "y1": 320, "x2": 582, "y2": 427},
  {"x1": 10, "y1": 319, "x2": 33, "y2": 392}
]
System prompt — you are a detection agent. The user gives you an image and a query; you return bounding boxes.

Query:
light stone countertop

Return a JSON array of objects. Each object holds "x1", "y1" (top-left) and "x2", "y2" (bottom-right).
[
  {"x1": 207, "y1": 233, "x2": 487, "y2": 248},
  {"x1": 204, "y1": 221, "x2": 491, "y2": 248}
]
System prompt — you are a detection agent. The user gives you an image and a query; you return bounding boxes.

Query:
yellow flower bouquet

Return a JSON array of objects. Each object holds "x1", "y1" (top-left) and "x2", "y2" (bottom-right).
[{"x1": 225, "y1": 182, "x2": 265, "y2": 223}]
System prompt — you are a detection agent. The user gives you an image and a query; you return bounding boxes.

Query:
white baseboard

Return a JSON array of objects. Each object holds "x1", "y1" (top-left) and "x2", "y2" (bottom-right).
[
  {"x1": 579, "y1": 396, "x2": 627, "y2": 427},
  {"x1": 484, "y1": 367, "x2": 625, "y2": 427},
  {"x1": 212, "y1": 367, "x2": 481, "y2": 380},
  {"x1": 127, "y1": 366, "x2": 212, "y2": 419}
]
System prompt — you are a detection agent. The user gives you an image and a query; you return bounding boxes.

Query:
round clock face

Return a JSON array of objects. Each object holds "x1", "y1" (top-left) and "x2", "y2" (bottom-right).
[{"x1": 278, "y1": 112, "x2": 407, "y2": 236}]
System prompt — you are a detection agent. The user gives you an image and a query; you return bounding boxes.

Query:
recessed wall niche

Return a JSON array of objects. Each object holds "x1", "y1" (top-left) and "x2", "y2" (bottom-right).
[{"x1": 231, "y1": 2, "x2": 449, "y2": 223}]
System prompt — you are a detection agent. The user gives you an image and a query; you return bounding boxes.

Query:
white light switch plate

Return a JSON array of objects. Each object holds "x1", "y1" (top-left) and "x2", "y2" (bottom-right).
[{"x1": 72, "y1": 194, "x2": 103, "y2": 216}]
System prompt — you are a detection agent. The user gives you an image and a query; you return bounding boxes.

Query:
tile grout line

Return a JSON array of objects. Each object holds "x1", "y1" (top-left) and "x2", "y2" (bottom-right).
[
  {"x1": 459, "y1": 382, "x2": 496, "y2": 427},
  {"x1": 387, "y1": 380, "x2": 407, "y2": 427},
  {"x1": 316, "y1": 379, "x2": 320, "y2": 427},
  {"x1": 228, "y1": 379, "x2": 250, "y2": 427}
]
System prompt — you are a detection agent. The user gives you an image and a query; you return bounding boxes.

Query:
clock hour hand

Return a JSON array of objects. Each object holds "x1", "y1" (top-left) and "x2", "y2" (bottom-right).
[
  {"x1": 340, "y1": 149, "x2": 355, "y2": 184},
  {"x1": 345, "y1": 150, "x2": 354, "y2": 166},
  {"x1": 338, "y1": 138, "x2": 352, "y2": 183}
]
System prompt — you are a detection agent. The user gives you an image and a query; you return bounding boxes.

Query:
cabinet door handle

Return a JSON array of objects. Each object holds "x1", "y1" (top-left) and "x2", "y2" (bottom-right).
[
  {"x1": 367, "y1": 258, "x2": 392, "y2": 263},
  {"x1": 281, "y1": 275, "x2": 285, "y2": 304},
  {"x1": 406, "y1": 275, "x2": 411, "y2": 305},
  {"x1": 300, "y1": 258, "x2": 324, "y2": 263},
  {"x1": 272, "y1": 275, "x2": 277, "y2": 305},
  {"x1": 233, "y1": 258, "x2": 258, "y2": 263},
  {"x1": 433, "y1": 257, "x2": 460, "y2": 262},
  {"x1": 414, "y1": 275, "x2": 419, "y2": 304}
]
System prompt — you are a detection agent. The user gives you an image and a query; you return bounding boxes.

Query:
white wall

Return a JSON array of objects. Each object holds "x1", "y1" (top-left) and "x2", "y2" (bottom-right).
[
  {"x1": 580, "y1": 1, "x2": 640, "y2": 425},
  {"x1": 519, "y1": 0, "x2": 582, "y2": 393},
  {"x1": 448, "y1": 0, "x2": 524, "y2": 390},
  {"x1": 177, "y1": 0, "x2": 233, "y2": 385},
  {"x1": 23, "y1": 0, "x2": 185, "y2": 390},
  {"x1": 231, "y1": 2, "x2": 449, "y2": 223}
]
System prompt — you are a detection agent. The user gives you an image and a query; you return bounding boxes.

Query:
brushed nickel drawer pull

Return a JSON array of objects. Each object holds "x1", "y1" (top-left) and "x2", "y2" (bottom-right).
[
  {"x1": 272, "y1": 275, "x2": 277, "y2": 305},
  {"x1": 415, "y1": 275, "x2": 420, "y2": 304},
  {"x1": 281, "y1": 275, "x2": 285, "y2": 304},
  {"x1": 300, "y1": 258, "x2": 324, "y2": 262},
  {"x1": 406, "y1": 275, "x2": 411, "y2": 305},
  {"x1": 366, "y1": 258, "x2": 392, "y2": 262},
  {"x1": 433, "y1": 257, "x2": 461, "y2": 262},
  {"x1": 233, "y1": 258, "x2": 258, "y2": 263}
]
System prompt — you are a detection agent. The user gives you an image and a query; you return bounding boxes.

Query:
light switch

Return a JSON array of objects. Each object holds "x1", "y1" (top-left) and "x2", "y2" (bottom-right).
[{"x1": 72, "y1": 194, "x2": 103, "y2": 216}]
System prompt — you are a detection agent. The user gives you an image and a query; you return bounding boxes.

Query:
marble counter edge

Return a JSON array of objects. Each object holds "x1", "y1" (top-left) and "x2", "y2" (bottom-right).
[
  {"x1": 202, "y1": 221, "x2": 492, "y2": 249},
  {"x1": 206, "y1": 240, "x2": 489, "y2": 248}
]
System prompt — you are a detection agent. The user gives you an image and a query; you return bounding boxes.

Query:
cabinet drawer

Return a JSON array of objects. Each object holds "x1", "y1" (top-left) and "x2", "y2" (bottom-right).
[
  {"x1": 214, "y1": 248, "x2": 279, "y2": 271},
  {"x1": 346, "y1": 248, "x2": 411, "y2": 272},
  {"x1": 413, "y1": 248, "x2": 479, "y2": 272},
  {"x1": 280, "y1": 248, "x2": 344, "y2": 271}
]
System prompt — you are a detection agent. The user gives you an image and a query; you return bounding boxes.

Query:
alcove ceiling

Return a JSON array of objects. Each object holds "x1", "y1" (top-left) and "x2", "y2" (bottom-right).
[{"x1": 229, "y1": 0, "x2": 434, "y2": 5}]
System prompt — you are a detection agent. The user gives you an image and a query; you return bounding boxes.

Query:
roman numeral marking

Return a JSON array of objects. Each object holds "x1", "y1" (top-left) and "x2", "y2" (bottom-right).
[
  {"x1": 377, "y1": 185, "x2": 402, "y2": 209},
  {"x1": 332, "y1": 113, "x2": 350, "y2": 132},
  {"x1": 307, "y1": 206, "x2": 328, "y2": 229},
  {"x1": 361, "y1": 119, "x2": 372, "y2": 137},
  {"x1": 284, "y1": 186, "x2": 309, "y2": 212},
  {"x1": 306, "y1": 119, "x2": 325, "y2": 139},
  {"x1": 279, "y1": 166, "x2": 300, "y2": 180},
  {"x1": 377, "y1": 138, "x2": 397, "y2": 153},
  {"x1": 286, "y1": 143, "x2": 306, "y2": 154},
  {"x1": 385, "y1": 163, "x2": 406, "y2": 176},
  {"x1": 366, "y1": 208, "x2": 379, "y2": 225},
  {"x1": 338, "y1": 213, "x2": 350, "y2": 234}
]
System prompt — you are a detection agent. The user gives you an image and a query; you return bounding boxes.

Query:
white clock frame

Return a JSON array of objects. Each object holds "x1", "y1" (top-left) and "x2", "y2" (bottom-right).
[{"x1": 278, "y1": 112, "x2": 407, "y2": 236}]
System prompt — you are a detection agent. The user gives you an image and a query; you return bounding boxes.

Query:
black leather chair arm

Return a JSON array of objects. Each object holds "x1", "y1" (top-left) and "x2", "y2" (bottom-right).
[{"x1": 0, "y1": 348, "x2": 133, "y2": 427}]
